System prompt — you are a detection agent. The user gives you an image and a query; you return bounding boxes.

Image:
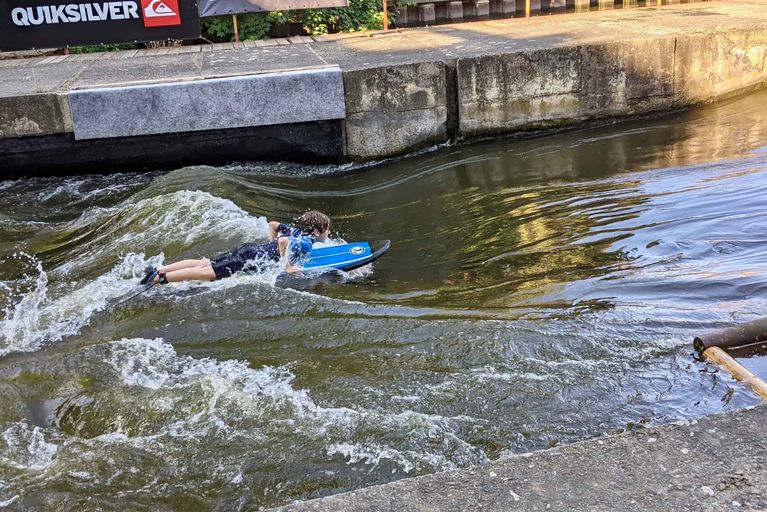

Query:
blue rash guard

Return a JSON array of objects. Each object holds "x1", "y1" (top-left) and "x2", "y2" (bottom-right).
[{"x1": 209, "y1": 223, "x2": 313, "y2": 279}]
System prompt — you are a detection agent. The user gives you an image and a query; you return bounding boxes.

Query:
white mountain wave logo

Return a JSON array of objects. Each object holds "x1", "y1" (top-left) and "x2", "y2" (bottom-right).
[{"x1": 144, "y1": 0, "x2": 177, "y2": 17}]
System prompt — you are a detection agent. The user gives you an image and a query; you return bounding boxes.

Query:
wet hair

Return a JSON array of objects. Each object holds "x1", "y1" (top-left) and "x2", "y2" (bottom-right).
[{"x1": 298, "y1": 210, "x2": 331, "y2": 235}]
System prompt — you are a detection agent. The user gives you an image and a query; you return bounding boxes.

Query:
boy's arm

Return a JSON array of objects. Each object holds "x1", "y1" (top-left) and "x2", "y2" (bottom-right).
[
  {"x1": 278, "y1": 237, "x2": 302, "y2": 273},
  {"x1": 268, "y1": 221, "x2": 280, "y2": 241}
]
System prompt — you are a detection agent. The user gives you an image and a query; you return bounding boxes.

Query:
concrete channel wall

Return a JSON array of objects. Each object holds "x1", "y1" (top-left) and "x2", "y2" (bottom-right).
[
  {"x1": 1, "y1": 6, "x2": 767, "y2": 175},
  {"x1": 346, "y1": 26, "x2": 767, "y2": 160}
]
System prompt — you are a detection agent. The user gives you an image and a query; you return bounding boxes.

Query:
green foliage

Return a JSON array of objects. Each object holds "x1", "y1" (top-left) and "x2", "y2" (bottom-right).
[
  {"x1": 68, "y1": 43, "x2": 136, "y2": 53},
  {"x1": 302, "y1": 0, "x2": 394, "y2": 35},
  {"x1": 200, "y1": 12, "x2": 277, "y2": 41},
  {"x1": 201, "y1": 0, "x2": 394, "y2": 40}
]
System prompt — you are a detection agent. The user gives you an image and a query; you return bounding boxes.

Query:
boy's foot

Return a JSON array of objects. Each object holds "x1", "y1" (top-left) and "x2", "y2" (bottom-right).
[{"x1": 139, "y1": 266, "x2": 158, "y2": 285}]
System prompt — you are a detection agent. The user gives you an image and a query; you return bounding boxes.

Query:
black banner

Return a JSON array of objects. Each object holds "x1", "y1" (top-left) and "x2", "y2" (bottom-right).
[
  {"x1": 0, "y1": 0, "x2": 200, "y2": 51},
  {"x1": 198, "y1": 0, "x2": 347, "y2": 17}
]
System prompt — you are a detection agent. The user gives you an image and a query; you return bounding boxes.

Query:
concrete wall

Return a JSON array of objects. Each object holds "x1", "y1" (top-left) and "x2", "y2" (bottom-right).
[
  {"x1": 455, "y1": 28, "x2": 767, "y2": 140},
  {"x1": 0, "y1": 94, "x2": 70, "y2": 138},
  {"x1": 346, "y1": 26, "x2": 767, "y2": 160},
  {"x1": 2, "y1": 25, "x2": 767, "y2": 175},
  {"x1": 675, "y1": 28, "x2": 767, "y2": 105},
  {"x1": 343, "y1": 62, "x2": 448, "y2": 160},
  {"x1": 68, "y1": 68, "x2": 345, "y2": 140}
]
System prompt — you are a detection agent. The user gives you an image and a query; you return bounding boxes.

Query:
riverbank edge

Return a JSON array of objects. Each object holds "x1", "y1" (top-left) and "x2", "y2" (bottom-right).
[
  {"x1": 268, "y1": 404, "x2": 767, "y2": 511},
  {"x1": 2, "y1": 5, "x2": 767, "y2": 176}
]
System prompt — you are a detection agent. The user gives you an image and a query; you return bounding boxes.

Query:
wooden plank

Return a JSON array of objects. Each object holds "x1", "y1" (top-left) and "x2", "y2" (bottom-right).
[{"x1": 704, "y1": 346, "x2": 767, "y2": 401}]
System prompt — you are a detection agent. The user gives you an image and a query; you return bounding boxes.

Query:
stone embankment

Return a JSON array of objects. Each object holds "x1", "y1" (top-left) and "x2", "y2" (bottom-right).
[{"x1": 1, "y1": 0, "x2": 766, "y2": 175}]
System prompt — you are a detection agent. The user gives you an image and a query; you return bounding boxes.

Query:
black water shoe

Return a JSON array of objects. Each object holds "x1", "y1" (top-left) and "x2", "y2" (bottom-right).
[{"x1": 139, "y1": 266, "x2": 158, "y2": 285}]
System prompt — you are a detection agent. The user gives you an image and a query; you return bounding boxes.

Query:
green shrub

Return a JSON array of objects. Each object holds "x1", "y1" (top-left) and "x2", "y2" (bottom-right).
[
  {"x1": 68, "y1": 43, "x2": 136, "y2": 54},
  {"x1": 200, "y1": 0, "x2": 395, "y2": 40},
  {"x1": 302, "y1": 0, "x2": 394, "y2": 34},
  {"x1": 200, "y1": 12, "x2": 280, "y2": 41}
]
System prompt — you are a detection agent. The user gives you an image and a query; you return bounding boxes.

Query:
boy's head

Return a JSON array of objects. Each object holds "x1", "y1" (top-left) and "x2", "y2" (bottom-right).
[{"x1": 299, "y1": 211, "x2": 331, "y2": 240}]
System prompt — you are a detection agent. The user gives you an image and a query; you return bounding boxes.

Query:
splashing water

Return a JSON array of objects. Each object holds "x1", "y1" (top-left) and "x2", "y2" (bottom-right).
[
  {"x1": 0, "y1": 423, "x2": 58, "y2": 471},
  {"x1": 0, "y1": 254, "x2": 162, "y2": 356}
]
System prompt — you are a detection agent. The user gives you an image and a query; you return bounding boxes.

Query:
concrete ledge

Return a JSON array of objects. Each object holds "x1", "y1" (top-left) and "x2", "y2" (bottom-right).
[
  {"x1": 271, "y1": 405, "x2": 767, "y2": 511},
  {"x1": 68, "y1": 67, "x2": 346, "y2": 140}
]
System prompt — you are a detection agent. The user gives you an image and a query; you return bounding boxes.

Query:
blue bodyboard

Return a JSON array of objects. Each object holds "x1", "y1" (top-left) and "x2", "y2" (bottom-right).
[{"x1": 300, "y1": 240, "x2": 390, "y2": 272}]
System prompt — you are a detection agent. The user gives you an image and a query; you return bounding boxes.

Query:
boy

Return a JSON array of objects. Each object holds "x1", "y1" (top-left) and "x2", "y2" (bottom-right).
[{"x1": 139, "y1": 210, "x2": 331, "y2": 285}]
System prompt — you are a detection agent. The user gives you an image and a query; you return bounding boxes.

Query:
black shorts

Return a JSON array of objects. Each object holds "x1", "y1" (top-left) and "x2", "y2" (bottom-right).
[{"x1": 209, "y1": 241, "x2": 280, "y2": 280}]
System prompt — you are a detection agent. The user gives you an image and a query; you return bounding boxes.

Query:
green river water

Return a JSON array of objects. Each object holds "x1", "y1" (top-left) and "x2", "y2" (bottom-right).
[{"x1": 2, "y1": 90, "x2": 767, "y2": 510}]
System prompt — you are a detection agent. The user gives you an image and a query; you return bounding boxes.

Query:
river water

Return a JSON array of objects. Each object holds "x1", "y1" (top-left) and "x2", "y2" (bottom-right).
[{"x1": 2, "y1": 90, "x2": 767, "y2": 510}]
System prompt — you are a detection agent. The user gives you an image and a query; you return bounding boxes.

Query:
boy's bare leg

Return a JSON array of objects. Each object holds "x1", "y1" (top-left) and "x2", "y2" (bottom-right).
[
  {"x1": 156, "y1": 264, "x2": 216, "y2": 283},
  {"x1": 158, "y1": 259, "x2": 210, "y2": 273}
]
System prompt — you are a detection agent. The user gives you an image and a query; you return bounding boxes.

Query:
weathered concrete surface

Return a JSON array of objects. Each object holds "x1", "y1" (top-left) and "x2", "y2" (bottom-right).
[
  {"x1": 68, "y1": 67, "x2": 345, "y2": 140},
  {"x1": 0, "y1": 94, "x2": 70, "y2": 138},
  {"x1": 675, "y1": 28, "x2": 767, "y2": 105},
  {"x1": 271, "y1": 405, "x2": 767, "y2": 511},
  {"x1": 343, "y1": 62, "x2": 447, "y2": 159},
  {"x1": 457, "y1": 28, "x2": 767, "y2": 137}
]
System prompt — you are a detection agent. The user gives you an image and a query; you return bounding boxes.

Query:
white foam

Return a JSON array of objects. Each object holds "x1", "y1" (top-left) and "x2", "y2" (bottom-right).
[
  {"x1": 99, "y1": 338, "x2": 484, "y2": 472},
  {"x1": 0, "y1": 423, "x2": 58, "y2": 471},
  {"x1": 66, "y1": 191, "x2": 268, "y2": 269},
  {"x1": 0, "y1": 253, "x2": 162, "y2": 357},
  {"x1": 0, "y1": 495, "x2": 20, "y2": 508}
]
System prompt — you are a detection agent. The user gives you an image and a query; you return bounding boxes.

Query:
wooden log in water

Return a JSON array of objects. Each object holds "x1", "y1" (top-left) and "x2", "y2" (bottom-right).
[{"x1": 703, "y1": 346, "x2": 767, "y2": 401}]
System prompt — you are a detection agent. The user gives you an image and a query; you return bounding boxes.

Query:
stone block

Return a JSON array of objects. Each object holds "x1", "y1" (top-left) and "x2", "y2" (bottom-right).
[
  {"x1": 419, "y1": 3, "x2": 436, "y2": 24},
  {"x1": 457, "y1": 47, "x2": 582, "y2": 137},
  {"x1": 344, "y1": 62, "x2": 445, "y2": 114},
  {"x1": 345, "y1": 107, "x2": 448, "y2": 160},
  {"x1": 405, "y1": 4, "x2": 421, "y2": 24},
  {"x1": 475, "y1": 0, "x2": 491, "y2": 17},
  {"x1": 570, "y1": 0, "x2": 590, "y2": 11},
  {"x1": 343, "y1": 61, "x2": 448, "y2": 159},
  {"x1": 490, "y1": 0, "x2": 515, "y2": 15},
  {"x1": 578, "y1": 39, "x2": 675, "y2": 116},
  {"x1": 448, "y1": 1, "x2": 463, "y2": 20},
  {"x1": 517, "y1": 0, "x2": 541, "y2": 15},
  {"x1": 674, "y1": 28, "x2": 767, "y2": 105},
  {"x1": 69, "y1": 67, "x2": 345, "y2": 140},
  {"x1": 547, "y1": 0, "x2": 566, "y2": 12},
  {"x1": 0, "y1": 94, "x2": 70, "y2": 138},
  {"x1": 463, "y1": 0, "x2": 476, "y2": 18},
  {"x1": 435, "y1": 2, "x2": 448, "y2": 21}
]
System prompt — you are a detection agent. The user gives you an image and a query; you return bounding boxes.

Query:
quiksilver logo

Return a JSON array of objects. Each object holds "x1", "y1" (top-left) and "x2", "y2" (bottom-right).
[
  {"x1": 11, "y1": 2, "x2": 140, "y2": 25},
  {"x1": 143, "y1": 0, "x2": 176, "y2": 17}
]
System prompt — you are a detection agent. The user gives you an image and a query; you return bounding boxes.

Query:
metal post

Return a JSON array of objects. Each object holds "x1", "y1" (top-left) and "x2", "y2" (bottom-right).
[
  {"x1": 694, "y1": 316, "x2": 767, "y2": 353},
  {"x1": 383, "y1": 0, "x2": 389, "y2": 30},
  {"x1": 233, "y1": 14, "x2": 239, "y2": 42}
]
